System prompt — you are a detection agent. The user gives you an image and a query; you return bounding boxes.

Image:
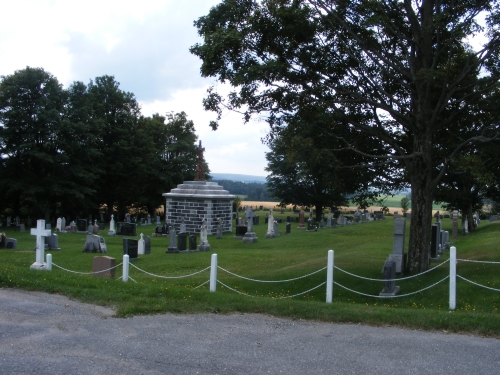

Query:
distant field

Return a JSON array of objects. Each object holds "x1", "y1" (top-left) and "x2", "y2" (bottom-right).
[{"x1": 242, "y1": 194, "x2": 447, "y2": 215}]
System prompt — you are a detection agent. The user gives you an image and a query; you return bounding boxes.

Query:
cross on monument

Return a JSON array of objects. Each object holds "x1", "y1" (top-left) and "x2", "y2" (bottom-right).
[
  {"x1": 194, "y1": 140, "x2": 205, "y2": 181},
  {"x1": 245, "y1": 206, "x2": 255, "y2": 232},
  {"x1": 30, "y1": 219, "x2": 52, "y2": 270}
]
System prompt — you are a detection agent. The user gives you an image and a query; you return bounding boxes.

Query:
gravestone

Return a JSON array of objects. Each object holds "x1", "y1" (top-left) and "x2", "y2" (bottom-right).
[
  {"x1": 117, "y1": 222, "x2": 137, "y2": 236},
  {"x1": 167, "y1": 227, "x2": 179, "y2": 253},
  {"x1": 1, "y1": 236, "x2": 17, "y2": 249},
  {"x1": 123, "y1": 238, "x2": 138, "y2": 259},
  {"x1": 198, "y1": 219, "x2": 211, "y2": 251},
  {"x1": 93, "y1": 220, "x2": 99, "y2": 235},
  {"x1": 216, "y1": 218, "x2": 223, "y2": 239},
  {"x1": 285, "y1": 222, "x2": 291, "y2": 235},
  {"x1": 452, "y1": 210, "x2": 458, "y2": 241},
  {"x1": 242, "y1": 207, "x2": 258, "y2": 243},
  {"x1": 273, "y1": 221, "x2": 279, "y2": 236},
  {"x1": 56, "y1": 218, "x2": 62, "y2": 232},
  {"x1": 45, "y1": 234, "x2": 61, "y2": 251},
  {"x1": 178, "y1": 232, "x2": 188, "y2": 251},
  {"x1": 327, "y1": 213, "x2": 332, "y2": 228},
  {"x1": 19, "y1": 224, "x2": 25, "y2": 233},
  {"x1": 379, "y1": 260, "x2": 400, "y2": 296},
  {"x1": 234, "y1": 225, "x2": 247, "y2": 238},
  {"x1": 61, "y1": 217, "x2": 66, "y2": 232},
  {"x1": 46, "y1": 223, "x2": 51, "y2": 230},
  {"x1": 391, "y1": 218, "x2": 406, "y2": 273},
  {"x1": 6, "y1": 217, "x2": 11, "y2": 227},
  {"x1": 144, "y1": 235, "x2": 151, "y2": 254},
  {"x1": 443, "y1": 231, "x2": 449, "y2": 250},
  {"x1": 266, "y1": 209, "x2": 276, "y2": 238},
  {"x1": 92, "y1": 256, "x2": 116, "y2": 278},
  {"x1": 87, "y1": 224, "x2": 93, "y2": 234},
  {"x1": 138, "y1": 233, "x2": 145, "y2": 255},
  {"x1": 297, "y1": 210, "x2": 305, "y2": 230},
  {"x1": 189, "y1": 234, "x2": 197, "y2": 251},
  {"x1": 30, "y1": 219, "x2": 52, "y2": 270},
  {"x1": 77, "y1": 219, "x2": 87, "y2": 233},
  {"x1": 83, "y1": 235, "x2": 107, "y2": 253},
  {"x1": 108, "y1": 214, "x2": 116, "y2": 236},
  {"x1": 156, "y1": 216, "x2": 161, "y2": 225}
]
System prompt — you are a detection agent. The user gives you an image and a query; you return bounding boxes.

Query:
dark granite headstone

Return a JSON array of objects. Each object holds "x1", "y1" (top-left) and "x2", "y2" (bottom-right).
[
  {"x1": 285, "y1": 222, "x2": 291, "y2": 235},
  {"x1": 235, "y1": 226, "x2": 247, "y2": 237},
  {"x1": 117, "y1": 222, "x2": 137, "y2": 236},
  {"x1": 77, "y1": 219, "x2": 87, "y2": 232},
  {"x1": 144, "y1": 235, "x2": 151, "y2": 254},
  {"x1": 123, "y1": 238, "x2": 138, "y2": 259},
  {"x1": 178, "y1": 232, "x2": 187, "y2": 251},
  {"x1": 189, "y1": 234, "x2": 197, "y2": 250}
]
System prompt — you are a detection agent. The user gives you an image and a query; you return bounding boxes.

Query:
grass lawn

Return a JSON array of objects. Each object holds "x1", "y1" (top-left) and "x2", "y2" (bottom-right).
[{"x1": 1, "y1": 215, "x2": 499, "y2": 336}]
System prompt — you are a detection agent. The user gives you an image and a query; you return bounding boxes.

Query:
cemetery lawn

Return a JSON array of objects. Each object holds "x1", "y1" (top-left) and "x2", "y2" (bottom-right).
[{"x1": 1, "y1": 217, "x2": 499, "y2": 337}]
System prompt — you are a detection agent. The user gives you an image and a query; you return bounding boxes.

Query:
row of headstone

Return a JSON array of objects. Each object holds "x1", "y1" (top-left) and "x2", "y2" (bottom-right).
[
  {"x1": 123, "y1": 234, "x2": 151, "y2": 259},
  {"x1": 167, "y1": 219, "x2": 211, "y2": 252}
]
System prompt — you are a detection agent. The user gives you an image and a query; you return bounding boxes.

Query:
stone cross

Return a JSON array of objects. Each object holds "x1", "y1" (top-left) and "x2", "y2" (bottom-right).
[
  {"x1": 30, "y1": 219, "x2": 52, "y2": 270},
  {"x1": 194, "y1": 140, "x2": 206, "y2": 181}
]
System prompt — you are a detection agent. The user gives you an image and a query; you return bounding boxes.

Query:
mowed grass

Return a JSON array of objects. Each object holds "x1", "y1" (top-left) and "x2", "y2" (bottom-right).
[{"x1": 0, "y1": 215, "x2": 499, "y2": 336}]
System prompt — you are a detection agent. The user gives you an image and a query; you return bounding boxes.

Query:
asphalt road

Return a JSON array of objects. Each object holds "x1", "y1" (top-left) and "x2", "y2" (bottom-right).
[{"x1": 0, "y1": 288, "x2": 498, "y2": 375}]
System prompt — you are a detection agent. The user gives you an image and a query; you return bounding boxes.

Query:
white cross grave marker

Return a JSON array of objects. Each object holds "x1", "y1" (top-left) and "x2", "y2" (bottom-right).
[{"x1": 30, "y1": 219, "x2": 52, "y2": 270}]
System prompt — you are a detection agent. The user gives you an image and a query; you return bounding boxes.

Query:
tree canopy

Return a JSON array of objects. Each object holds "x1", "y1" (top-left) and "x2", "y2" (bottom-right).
[
  {"x1": 0, "y1": 67, "x2": 207, "y2": 223},
  {"x1": 191, "y1": 0, "x2": 500, "y2": 272}
]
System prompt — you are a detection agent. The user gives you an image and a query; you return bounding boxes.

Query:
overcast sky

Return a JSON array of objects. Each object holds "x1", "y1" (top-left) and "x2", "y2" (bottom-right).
[{"x1": 0, "y1": 0, "x2": 270, "y2": 177}]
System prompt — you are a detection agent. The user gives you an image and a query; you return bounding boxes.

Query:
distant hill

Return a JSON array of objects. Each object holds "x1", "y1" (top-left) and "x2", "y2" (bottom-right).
[{"x1": 211, "y1": 173, "x2": 267, "y2": 184}]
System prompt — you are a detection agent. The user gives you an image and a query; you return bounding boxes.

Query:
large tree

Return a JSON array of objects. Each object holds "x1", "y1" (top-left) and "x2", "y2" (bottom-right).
[
  {"x1": 265, "y1": 107, "x2": 393, "y2": 220},
  {"x1": 191, "y1": 0, "x2": 500, "y2": 272},
  {"x1": 0, "y1": 67, "x2": 77, "y2": 220}
]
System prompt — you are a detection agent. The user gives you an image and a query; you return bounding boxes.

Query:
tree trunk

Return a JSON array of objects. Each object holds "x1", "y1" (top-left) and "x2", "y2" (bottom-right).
[
  {"x1": 408, "y1": 177, "x2": 434, "y2": 273},
  {"x1": 315, "y1": 203, "x2": 323, "y2": 222}
]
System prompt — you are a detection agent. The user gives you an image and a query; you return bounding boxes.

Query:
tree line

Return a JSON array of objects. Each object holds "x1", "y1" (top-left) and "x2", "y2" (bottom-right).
[
  {"x1": 0, "y1": 67, "x2": 209, "y2": 224},
  {"x1": 191, "y1": 0, "x2": 500, "y2": 272}
]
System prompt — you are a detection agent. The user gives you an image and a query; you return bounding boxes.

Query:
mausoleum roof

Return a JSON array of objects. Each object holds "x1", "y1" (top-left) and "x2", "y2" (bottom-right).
[{"x1": 162, "y1": 181, "x2": 236, "y2": 200}]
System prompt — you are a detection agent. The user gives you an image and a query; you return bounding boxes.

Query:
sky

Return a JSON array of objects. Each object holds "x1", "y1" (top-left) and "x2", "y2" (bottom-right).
[{"x1": 0, "y1": 0, "x2": 271, "y2": 177}]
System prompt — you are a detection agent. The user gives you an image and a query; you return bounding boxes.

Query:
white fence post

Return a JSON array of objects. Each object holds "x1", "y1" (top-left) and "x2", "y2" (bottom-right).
[
  {"x1": 46, "y1": 253, "x2": 52, "y2": 271},
  {"x1": 210, "y1": 253, "x2": 218, "y2": 292},
  {"x1": 326, "y1": 250, "x2": 334, "y2": 303},
  {"x1": 449, "y1": 246, "x2": 456, "y2": 310},
  {"x1": 122, "y1": 254, "x2": 129, "y2": 282}
]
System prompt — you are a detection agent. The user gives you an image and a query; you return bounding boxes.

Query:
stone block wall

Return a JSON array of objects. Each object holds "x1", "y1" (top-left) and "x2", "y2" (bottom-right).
[{"x1": 166, "y1": 198, "x2": 233, "y2": 234}]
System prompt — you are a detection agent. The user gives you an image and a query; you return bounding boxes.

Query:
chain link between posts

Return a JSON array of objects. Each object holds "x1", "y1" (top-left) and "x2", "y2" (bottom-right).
[
  {"x1": 334, "y1": 276, "x2": 450, "y2": 298},
  {"x1": 52, "y1": 262, "x2": 123, "y2": 275},
  {"x1": 334, "y1": 259, "x2": 449, "y2": 282},
  {"x1": 217, "y1": 266, "x2": 327, "y2": 283},
  {"x1": 129, "y1": 263, "x2": 210, "y2": 279},
  {"x1": 217, "y1": 280, "x2": 327, "y2": 299},
  {"x1": 456, "y1": 275, "x2": 500, "y2": 292}
]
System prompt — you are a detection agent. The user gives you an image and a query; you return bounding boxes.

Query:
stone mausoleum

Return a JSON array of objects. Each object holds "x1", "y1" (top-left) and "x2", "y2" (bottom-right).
[{"x1": 162, "y1": 181, "x2": 235, "y2": 235}]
